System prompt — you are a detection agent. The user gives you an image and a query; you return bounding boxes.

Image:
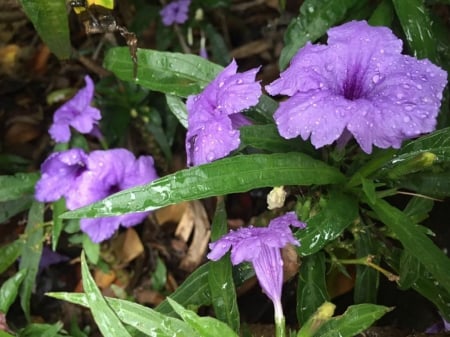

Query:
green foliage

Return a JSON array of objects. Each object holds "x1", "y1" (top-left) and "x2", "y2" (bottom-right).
[{"x1": 17, "y1": 0, "x2": 70, "y2": 59}]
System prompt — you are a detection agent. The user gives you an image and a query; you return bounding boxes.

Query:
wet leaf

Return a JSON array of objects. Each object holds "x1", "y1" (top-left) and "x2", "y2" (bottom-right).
[
  {"x1": 279, "y1": 0, "x2": 359, "y2": 69},
  {"x1": 403, "y1": 196, "x2": 434, "y2": 223},
  {"x1": 18, "y1": 322, "x2": 65, "y2": 337},
  {"x1": 168, "y1": 298, "x2": 238, "y2": 337},
  {"x1": 51, "y1": 198, "x2": 66, "y2": 250},
  {"x1": 61, "y1": 153, "x2": 345, "y2": 219},
  {"x1": 368, "y1": 0, "x2": 395, "y2": 27},
  {"x1": 397, "y1": 171, "x2": 450, "y2": 197},
  {"x1": 0, "y1": 269, "x2": 27, "y2": 314},
  {"x1": 392, "y1": 0, "x2": 437, "y2": 61},
  {"x1": 0, "y1": 240, "x2": 22, "y2": 274},
  {"x1": 369, "y1": 197, "x2": 450, "y2": 294},
  {"x1": 0, "y1": 173, "x2": 39, "y2": 202},
  {"x1": 166, "y1": 94, "x2": 187, "y2": 128},
  {"x1": 18, "y1": 0, "x2": 71, "y2": 59},
  {"x1": 297, "y1": 252, "x2": 329, "y2": 324},
  {"x1": 0, "y1": 197, "x2": 33, "y2": 224},
  {"x1": 104, "y1": 47, "x2": 222, "y2": 97},
  {"x1": 80, "y1": 252, "x2": 132, "y2": 337},
  {"x1": 296, "y1": 190, "x2": 358, "y2": 256},
  {"x1": 398, "y1": 250, "x2": 423, "y2": 290},
  {"x1": 208, "y1": 200, "x2": 239, "y2": 332},
  {"x1": 315, "y1": 304, "x2": 392, "y2": 337},
  {"x1": 156, "y1": 263, "x2": 211, "y2": 316},
  {"x1": 47, "y1": 292, "x2": 196, "y2": 337},
  {"x1": 19, "y1": 201, "x2": 44, "y2": 321}
]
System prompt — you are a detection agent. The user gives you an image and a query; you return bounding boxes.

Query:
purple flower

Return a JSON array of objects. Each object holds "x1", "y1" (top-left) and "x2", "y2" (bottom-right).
[
  {"x1": 73, "y1": 149, "x2": 159, "y2": 243},
  {"x1": 160, "y1": 0, "x2": 191, "y2": 26},
  {"x1": 49, "y1": 75, "x2": 101, "y2": 143},
  {"x1": 35, "y1": 148, "x2": 88, "y2": 203},
  {"x1": 36, "y1": 148, "x2": 158, "y2": 243},
  {"x1": 266, "y1": 21, "x2": 448, "y2": 154},
  {"x1": 426, "y1": 315, "x2": 450, "y2": 334},
  {"x1": 39, "y1": 246, "x2": 69, "y2": 272},
  {"x1": 207, "y1": 212, "x2": 306, "y2": 320},
  {"x1": 186, "y1": 60, "x2": 261, "y2": 166}
]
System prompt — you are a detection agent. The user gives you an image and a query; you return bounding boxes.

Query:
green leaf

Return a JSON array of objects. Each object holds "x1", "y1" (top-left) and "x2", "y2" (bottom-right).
[
  {"x1": 18, "y1": 0, "x2": 71, "y2": 59},
  {"x1": 398, "y1": 250, "x2": 423, "y2": 290},
  {"x1": 104, "y1": 47, "x2": 222, "y2": 97},
  {"x1": 354, "y1": 227, "x2": 380, "y2": 304},
  {"x1": 279, "y1": 0, "x2": 359, "y2": 69},
  {"x1": 0, "y1": 331, "x2": 14, "y2": 337},
  {"x1": 0, "y1": 173, "x2": 39, "y2": 202},
  {"x1": 47, "y1": 292, "x2": 196, "y2": 337},
  {"x1": 80, "y1": 252, "x2": 132, "y2": 337},
  {"x1": 156, "y1": 263, "x2": 211, "y2": 316},
  {"x1": 392, "y1": 0, "x2": 437, "y2": 61},
  {"x1": 166, "y1": 94, "x2": 187, "y2": 128},
  {"x1": 315, "y1": 304, "x2": 392, "y2": 337},
  {"x1": 403, "y1": 196, "x2": 434, "y2": 223},
  {"x1": 296, "y1": 191, "x2": 358, "y2": 256},
  {"x1": 397, "y1": 171, "x2": 450, "y2": 197},
  {"x1": 18, "y1": 322, "x2": 65, "y2": 337},
  {"x1": 82, "y1": 234, "x2": 99, "y2": 264},
  {"x1": 368, "y1": 0, "x2": 395, "y2": 26},
  {"x1": 297, "y1": 302, "x2": 335, "y2": 337},
  {"x1": 0, "y1": 240, "x2": 22, "y2": 274},
  {"x1": 61, "y1": 153, "x2": 345, "y2": 219},
  {"x1": 297, "y1": 252, "x2": 330, "y2": 324},
  {"x1": 208, "y1": 200, "x2": 239, "y2": 332},
  {"x1": 0, "y1": 197, "x2": 34, "y2": 223},
  {"x1": 19, "y1": 201, "x2": 44, "y2": 321},
  {"x1": 0, "y1": 269, "x2": 27, "y2": 313},
  {"x1": 168, "y1": 298, "x2": 239, "y2": 337},
  {"x1": 52, "y1": 198, "x2": 66, "y2": 250},
  {"x1": 369, "y1": 197, "x2": 450, "y2": 294},
  {"x1": 240, "y1": 125, "x2": 315, "y2": 154}
]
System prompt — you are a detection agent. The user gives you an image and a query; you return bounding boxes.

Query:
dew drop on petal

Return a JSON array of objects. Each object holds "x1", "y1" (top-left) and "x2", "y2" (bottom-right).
[
  {"x1": 372, "y1": 75, "x2": 380, "y2": 83},
  {"x1": 403, "y1": 116, "x2": 411, "y2": 123}
]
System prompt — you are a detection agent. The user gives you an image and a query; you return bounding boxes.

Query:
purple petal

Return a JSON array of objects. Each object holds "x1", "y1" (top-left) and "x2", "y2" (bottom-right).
[
  {"x1": 186, "y1": 115, "x2": 240, "y2": 166},
  {"x1": 80, "y1": 217, "x2": 122, "y2": 243}
]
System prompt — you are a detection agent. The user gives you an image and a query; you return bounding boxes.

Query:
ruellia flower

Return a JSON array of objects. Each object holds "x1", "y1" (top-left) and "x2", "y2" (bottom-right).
[
  {"x1": 207, "y1": 212, "x2": 306, "y2": 322},
  {"x1": 266, "y1": 20, "x2": 448, "y2": 154},
  {"x1": 186, "y1": 59, "x2": 261, "y2": 166},
  {"x1": 49, "y1": 75, "x2": 101, "y2": 143},
  {"x1": 35, "y1": 148, "x2": 88, "y2": 203},
  {"x1": 35, "y1": 148, "x2": 158, "y2": 243},
  {"x1": 160, "y1": 0, "x2": 191, "y2": 26}
]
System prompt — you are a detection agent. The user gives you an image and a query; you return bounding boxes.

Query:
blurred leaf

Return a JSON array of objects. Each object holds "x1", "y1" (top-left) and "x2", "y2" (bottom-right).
[
  {"x1": 403, "y1": 196, "x2": 434, "y2": 223},
  {"x1": 315, "y1": 304, "x2": 392, "y2": 337},
  {"x1": 354, "y1": 227, "x2": 380, "y2": 304},
  {"x1": 0, "y1": 269, "x2": 27, "y2": 313},
  {"x1": 296, "y1": 190, "x2": 358, "y2": 256},
  {"x1": 166, "y1": 94, "x2": 187, "y2": 128},
  {"x1": 52, "y1": 198, "x2": 66, "y2": 250},
  {"x1": 208, "y1": 200, "x2": 239, "y2": 332},
  {"x1": 369, "y1": 198, "x2": 450, "y2": 294},
  {"x1": 167, "y1": 298, "x2": 239, "y2": 337},
  {"x1": 150, "y1": 257, "x2": 167, "y2": 291},
  {"x1": 19, "y1": 201, "x2": 44, "y2": 321},
  {"x1": 0, "y1": 240, "x2": 22, "y2": 274},
  {"x1": 80, "y1": 252, "x2": 132, "y2": 337},
  {"x1": 47, "y1": 292, "x2": 196, "y2": 337},
  {"x1": 0, "y1": 331, "x2": 14, "y2": 337},
  {"x1": 297, "y1": 302, "x2": 335, "y2": 337},
  {"x1": 156, "y1": 263, "x2": 211, "y2": 316},
  {"x1": 204, "y1": 23, "x2": 231, "y2": 66},
  {"x1": 0, "y1": 197, "x2": 33, "y2": 223},
  {"x1": 0, "y1": 154, "x2": 30, "y2": 174},
  {"x1": 0, "y1": 173, "x2": 39, "y2": 202},
  {"x1": 297, "y1": 252, "x2": 329, "y2": 324},
  {"x1": 279, "y1": 0, "x2": 359, "y2": 69},
  {"x1": 104, "y1": 47, "x2": 222, "y2": 97},
  {"x1": 361, "y1": 178, "x2": 376, "y2": 205},
  {"x1": 18, "y1": 0, "x2": 71, "y2": 59},
  {"x1": 82, "y1": 235, "x2": 99, "y2": 265},
  {"x1": 62, "y1": 153, "x2": 345, "y2": 219},
  {"x1": 383, "y1": 246, "x2": 450, "y2": 321},
  {"x1": 398, "y1": 250, "x2": 423, "y2": 290},
  {"x1": 397, "y1": 171, "x2": 450, "y2": 197},
  {"x1": 240, "y1": 125, "x2": 315, "y2": 154},
  {"x1": 368, "y1": 0, "x2": 395, "y2": 26},
  {"x1": 18, "y1": 322, "x2": 65, "y2": 337},
  {"x1": 392, "y1": 0, "x2": 437, "y2": 61}
]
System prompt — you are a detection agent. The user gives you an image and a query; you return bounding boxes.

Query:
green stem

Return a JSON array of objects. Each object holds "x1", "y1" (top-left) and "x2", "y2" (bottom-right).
[
  {"x1": 339, "y1": 255, "x2": 399, "y2": 282},
  {"x1": 275, "y1": 315, "x2": 286, "y2": 337}
]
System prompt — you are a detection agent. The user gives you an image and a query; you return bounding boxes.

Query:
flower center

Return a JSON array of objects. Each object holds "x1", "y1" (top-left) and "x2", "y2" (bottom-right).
[{"x1": 342, "y1": 63, "x2": 366, "y2": 101}]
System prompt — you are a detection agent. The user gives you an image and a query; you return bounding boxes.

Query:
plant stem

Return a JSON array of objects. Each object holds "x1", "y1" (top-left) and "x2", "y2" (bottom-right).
[{"x1": 339, "y1": 255, "x2": 399, "y2": 282}]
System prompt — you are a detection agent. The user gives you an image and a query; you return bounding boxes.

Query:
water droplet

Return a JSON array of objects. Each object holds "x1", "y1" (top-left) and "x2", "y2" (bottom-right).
[
  {"x1": 372, "y1": 74, "x2": 381, "y2": 83},
  {"x1": 396, "y1": 93, "x2": 404, "y2": 99},
  {"x1": 325, "y1": 64, "x2": 333, "y2": 72},
  {"x1": 404, "y1": 105, "x2": 414, "y2": 111},
  {"x1": 403, "y1": 116, "x2": 411, "y2": 123},
  {"x1": 218, "y1": 81, "x2": 224, "y2": 88},
  {"x1": 416, "y1": 84, "x2": 423, "y2": 90}
]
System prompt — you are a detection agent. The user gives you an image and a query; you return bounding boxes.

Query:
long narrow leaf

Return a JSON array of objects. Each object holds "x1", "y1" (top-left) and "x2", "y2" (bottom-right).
[{"x1": 61, "y1": 153, "x2": 345, "y2": 219}]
